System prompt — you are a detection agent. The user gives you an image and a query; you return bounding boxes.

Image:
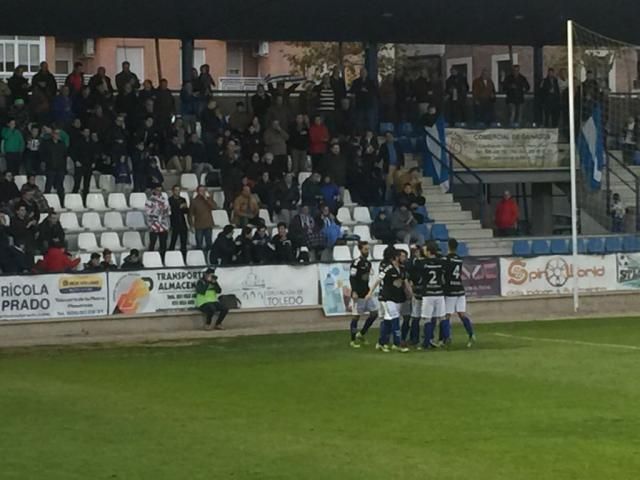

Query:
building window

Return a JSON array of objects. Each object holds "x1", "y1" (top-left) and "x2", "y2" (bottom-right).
[
  {"x1": 446, "y1": 57, "x2": 472, "y2": 82},
  {"x1": 491, "y1": 53, "x2": 518, "y2": 93},
  {"x1": 116, "y1": 46, "x2": 144, "y2": 80},
  {"x1": 179, "y1": 47, "x2": 206, "y2": 82},
  {"x1": 226, "y1": 44, "x2": 243, "y2": 76},
  {"x1": 0, "y1": 36, "x2": 45, "y2": 74}
]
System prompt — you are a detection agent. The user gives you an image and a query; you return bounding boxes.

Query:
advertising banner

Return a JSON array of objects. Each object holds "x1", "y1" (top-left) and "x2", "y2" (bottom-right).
[
  {"x1": 318, "y1": 262, "x2": 381, "y2": 316},
  {"x1": 615, "y1": 253, "x2": 640, "y2": 289},
  {"x1": 109, "y1": 265, "x2": 319, "y2": 315},
  {"x1": 462, "y1": 257, "x2": 500, "y2": 298},
  {"x1": 0, "y1": 273, "x2": 109, "y2": 321},
  {"x1": 500, "y1": 254, "x2": 617, "y2": 297},
  {"x1": 447, "y1": 128, "x2": 562, "y2": 169}
]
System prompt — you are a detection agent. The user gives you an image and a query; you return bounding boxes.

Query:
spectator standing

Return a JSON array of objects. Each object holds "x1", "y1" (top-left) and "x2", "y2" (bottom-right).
[
  {"x1": 168, "y1": 185, "x2": 190, "y2": 258},
  {"x1": 1, "y1": 118, "x2": 25, "y2": 174},
  {"x1": 145, "y1": 184, "x2": 171, "y2": 260},
  {"x1": 88, "y1": 66, "x2": 115, "y2": 95},
  {"x1": 10, "y1": 204, "x2": 37, "y2": 255},
  {"x1": 321, "y1": 142, "x2": 347, "y2": 188},
  {"x1": 195, "y1": 268, "x2": 228, "y2": 330},
  {"x1": 52, "y1": 86, "x2": 74, "y2": 128},
  {"x1": 472, "y1": 68, "x2": 496, "y2": 125},
  {"x1": 189, "y1": 185, "x2": 217, "y2": 255},
  {"x1": 378, "y1": 131, "x2": 403, "y2": 174},
  {"x1": 113, "y1": 155, "x2": 132, "y2": 193},
  {"x1": 265, "y1": 95, "x2": 293, "y2": 133},
  {"x1": 186, "y1": 132, "x2": 212, "y2": 178},
  {"x1": 315, "y1": 74, "x2": 337, "y2": 129},
  {"x1": 289, "y1": 204, "x2": 323, "y2": 255},
  {"x1": 263, "y1": 119, "x2": 289, "y2": 175},
  {"x1": 155, "y1": 78, "x2": 175, "y2": 135},
  {"x1": 232, "y1": 185, "x2": 260, "y2": 227},
  {"x1": 320, "y1": 175, "x2": 341, "y2": 212},
  {"x1": 8, "y1": 66, "x2": 29, "y2": 103},
  {"x1": 540, "y1": 68, "x2": 560, "y2": 128},
  {"x1": 309, "y1": 115, "x2": 330, "y2": 172},
  {"x1": 32, "y1": 61, "x2": 58, "y2": 100},
  {"x1": 0, "y1": 171, "x2": 20, "y2": 205},
  {"x1": 611, "y1": 193, "x2": 626, "y2": 233},
  {"x1": 289, "y1": 114, "x2": 310, "y2": 173},
  {"x1": 495, "y1": 190, "x2": 519, "y2": 236},
  {"x1": 229, "y1": 102, "x2": 251, "y2": 135},
  {"x1": 503, "y1": 65, "x2": 530, "y2": 126},
  {"x1": 378, "y1": 74, "x2": 397, "y2": 123},
  {"x1": 115, "y1": 61, "x2": 141, "y2": 93},
  {"x1": 330, "y1": 66, "x2": 347, "y2": 102},
  {"x1": 24, "y1": 125, "x2": 42, "y2": 175},
  {"x1": 194, "y1": 64, "x2": 216, "y2": 96},
  {"x1": 42, "y1": 129, "x2": 67, "y2": 203},
  {"x1": 65, "y1": 62, "x2": 85, "y2": 97},
  {"x1": 251, "y1": 84, "x2": 271, "y2": 125},
  {"x1": 350, "y1": 67, "x2": 378, "y2": 132},
  {"x1": 445, "y1": 67, "x2": 469, "y2": 124}
]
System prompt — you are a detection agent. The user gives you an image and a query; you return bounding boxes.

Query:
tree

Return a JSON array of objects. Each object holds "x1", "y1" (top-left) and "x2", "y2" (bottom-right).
[{"x1": 284, "y1": 42, "x2": 395, "y2": 82}]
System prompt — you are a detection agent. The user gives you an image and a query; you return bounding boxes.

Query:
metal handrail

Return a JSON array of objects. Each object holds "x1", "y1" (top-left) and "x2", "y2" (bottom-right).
[
  {"x1": 422, "y1": 128, "x2": 487, "y2": 224},
  {"x1": 606, "y1": 149, "x2": 640, "y2": 230}
]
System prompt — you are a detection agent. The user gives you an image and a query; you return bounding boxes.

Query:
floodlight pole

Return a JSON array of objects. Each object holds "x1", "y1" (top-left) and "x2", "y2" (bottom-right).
[{"x1": 567, "y1": 20, "x2": 580, "y2": 313}]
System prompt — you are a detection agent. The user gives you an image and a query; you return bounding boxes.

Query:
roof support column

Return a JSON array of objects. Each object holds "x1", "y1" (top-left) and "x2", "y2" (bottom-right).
[
  {"x1": 363, "y1": 42, "x2": 378, "y2": 82},
  {"x1": 533, "y1": 45, "x2": 544, "y2": 125},
  {"x1": 181, "y1": 38, "x2": 195, "y2": 86}
]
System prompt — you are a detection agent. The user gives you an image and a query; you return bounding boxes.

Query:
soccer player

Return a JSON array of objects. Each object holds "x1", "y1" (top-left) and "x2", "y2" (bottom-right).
[
  {"x1": 397, "y1": 248, "x2": 413, "y2": 346},
  {"x1": 348, "y1": 241, "x2": 379, "y2": 348},
  {"x1": 420, "y1": 241, "x2": 446, "y2": 350},
  {"x1": 404, "y1": 244, "x2": 424, "y2": 347},
  {"x1": 376, "y1": 249, "x2": 410, "y2": 353},
  {"x1": 443, "y1": 238, "x2": 476, "y2": 347}
]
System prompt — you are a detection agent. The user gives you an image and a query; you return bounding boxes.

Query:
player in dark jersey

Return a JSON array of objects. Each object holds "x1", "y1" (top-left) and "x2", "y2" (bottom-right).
[
  {"x1": 397, "y1": 248, "x2": 413, "y2": 346},
  {"x1": 375, "y1": 249, "x2": 410, "y2": 353},
  {"x1": 420, "y1": 241, "x2": 446, "y2": 349},
  {"x1": 348, "y1": 241, "x2": 378, "y2": 348},
  {"x1": 443, "y1": 238, "x2": 476, "y2": 347},
  {"x1": 404, "y1": 244, "x2": 424, "y2": 347}
]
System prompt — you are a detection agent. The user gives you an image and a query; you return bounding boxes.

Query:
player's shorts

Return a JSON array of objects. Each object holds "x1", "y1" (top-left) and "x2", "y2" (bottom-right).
[
  {"x1": 445, "y1": 296, "x2": 467, "y2": 315},
  {"x1": 411, "y1": 297, "x2": 423, "y2": 317},
  {"x1": 351, "y1": 296, "x2": 379, "y2": 315},
  {"x1": 421, "y1": 296, "x2": 446, "y2": 319},
  {"x1": 381, "y1": 301, "x2": 401, "y2": 320}
]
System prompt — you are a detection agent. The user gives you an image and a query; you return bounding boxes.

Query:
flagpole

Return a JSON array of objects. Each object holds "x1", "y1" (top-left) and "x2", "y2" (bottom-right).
[{"x1": 567, "y1": 19, "x2": 580, "y2": 313}]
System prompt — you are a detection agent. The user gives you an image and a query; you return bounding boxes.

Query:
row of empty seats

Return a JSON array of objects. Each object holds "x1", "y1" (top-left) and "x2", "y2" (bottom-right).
[
  {"x1": 333, "y1": 240, "x2": 469, "y2": 261},
  {"x1": 512, "y1": 236, "x2": 640, "y2": 256}
]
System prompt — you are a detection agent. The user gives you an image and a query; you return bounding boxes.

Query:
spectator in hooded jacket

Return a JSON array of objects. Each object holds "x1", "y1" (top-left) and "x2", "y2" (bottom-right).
[
  {"x1": 320, "y1": 175, "x2": 341, "y2": 213},
  {"x1": 495, "y1": 190, "x2": 519, "y2": 236}
]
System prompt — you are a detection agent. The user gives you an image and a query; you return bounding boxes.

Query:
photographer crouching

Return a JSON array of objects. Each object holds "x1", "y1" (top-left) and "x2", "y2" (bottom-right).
[{"x1": 195, "y1": 268, "x2": 228, "y2": 330}]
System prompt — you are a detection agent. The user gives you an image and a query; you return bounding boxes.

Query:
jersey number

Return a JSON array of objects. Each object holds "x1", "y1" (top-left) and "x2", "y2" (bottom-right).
[
  {"x1": 452, "y1": 265, "x2": 461, "y2": 280},
  {"x1": 427, "y1": 271, "x2": 439, "y2": 285}
]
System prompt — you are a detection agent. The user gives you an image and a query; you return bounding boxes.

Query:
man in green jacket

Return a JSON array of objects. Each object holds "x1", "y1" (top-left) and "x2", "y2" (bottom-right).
[
  {"x1": 195, "y1": 268, "x2": 228, "y2": 330},
  {"x1": 1, "y1": 118, "x2": 25, "y2": 174}
]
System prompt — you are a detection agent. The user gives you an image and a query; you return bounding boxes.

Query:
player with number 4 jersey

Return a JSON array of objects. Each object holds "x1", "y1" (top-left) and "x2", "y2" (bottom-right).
[{"x1": 443, "y1": 238, "x2": 476, "y2": 347}]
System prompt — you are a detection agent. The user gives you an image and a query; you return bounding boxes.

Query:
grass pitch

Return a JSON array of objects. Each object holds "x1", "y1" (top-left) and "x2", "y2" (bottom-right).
[{"x1": 2, "y1": 317, "x2": 640, "y2": 479}]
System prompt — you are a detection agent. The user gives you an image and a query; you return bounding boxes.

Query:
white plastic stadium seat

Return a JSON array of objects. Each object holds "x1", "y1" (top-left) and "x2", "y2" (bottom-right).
[
  {"x1": 59, "y1": 212, "x2": 81, "y2": 232},
  {"x1": 337, "y1": 207, "x2": 356, "y2": 225},
  {"x1": 213, "y1": 190, "x2": 225, "y2": 208},
  {"x1": 129, "y1": 192, "x2": 148, "y2": 210},
  {"x1": 353, "y1": 206, "x2": 373, "y2": 224},
  {"x1": 186, "y1": 250, "x2": 207, "y2": 266},
  {"x1": 78, "y1": 232, "x2": 99, "y2": 252},
  {"x1": 100, "y1": 232, "x2": 125, "y2": 252},
  {"x1": 108, "y1": 193, "x2": 128, "y2": 211},
  {"x1": 259, "y1": 209, "x2": 275, "y2": 227},
  {"x1": 99, "y1": 174, "x2": 116, "y2": 193},
  {"x1": 64, "y1": 193, "x2": 86, "y2": 212},
  {"x1": 333, "y1": 245, "x2": 353, "y2": 262},
  {"x1": 373, "y1": 244, "x2": 387, "y2": 260},
  {"x1": 81, "y1": 212, "x2": 105, "y2": 231},
  {"x1": 86, "y1": 193, "x2": 108, "y2": 211},
  {"x1": 104, "y1": 211, "x2": 125, "y2": 230},
  {"x1": 353, "y1": 225, "x2": 372, "y2": 242},
  {"x1": 14, "y1": 175, "x2": 27, "y2": 190},
  {"x1": 298, "y1": 172, "x2": 312, "y2": 185},
  {"x1": 44, "y1": 194, "x2": 62, "y2": 212},
  {"x1": 212, "y1": 210, "x2": 230, "y2": 226},
  {"x1": 342, "y1": 189, "x2": 356, "y2": 207},
  {"x1": 179, "y1": 191, "x2": 191, "y2": 207},
  {"x1": 164, "y1": 251, "x2": 185, "y2": 267},
  {"x1": 88, "y1": 174, "x2": 100, "y2": 192},
  {"x1": 0, "y1": 212, "x2": 10, "y2": 226},
  {"x1": 123, "y1": 231, "x2": 145, "y2": 250},
  {"x1": 78, "y1": 253, "x2": 92, "y2": 267},
  {"x1": 143, "y1": 251, "x2": 164, "y2": 268},
  {"x1": 125, "y1": 211, "x2": 147, "y2": 229},
  {"x1": 35, "y1": 175, "x2": 46, "y2": 191},
  {"x1": 180, "y1": 173, "x2": 199, "y2": 191}
]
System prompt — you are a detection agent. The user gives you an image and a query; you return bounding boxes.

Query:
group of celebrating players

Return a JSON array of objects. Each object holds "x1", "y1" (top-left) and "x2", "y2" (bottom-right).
[{"x1": 348, "y1": 239, "x2": 476, "y2": 352}]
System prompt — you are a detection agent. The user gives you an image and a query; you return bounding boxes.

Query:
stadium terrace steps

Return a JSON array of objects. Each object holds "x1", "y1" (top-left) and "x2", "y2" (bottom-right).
[{"x1": 421, "y1": 178, "x2": 509, "y2": 256}]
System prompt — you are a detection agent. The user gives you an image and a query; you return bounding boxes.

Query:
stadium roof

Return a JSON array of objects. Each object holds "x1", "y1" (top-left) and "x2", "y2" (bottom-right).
[{"x1": 3, "y1": 0, "x2": 640, "y2": 45}]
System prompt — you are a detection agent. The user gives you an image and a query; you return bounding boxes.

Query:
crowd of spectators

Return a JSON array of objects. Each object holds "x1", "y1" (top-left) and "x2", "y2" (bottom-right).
[{"x1": 0, "y1": 60, "x2": 435, "y2": 273}]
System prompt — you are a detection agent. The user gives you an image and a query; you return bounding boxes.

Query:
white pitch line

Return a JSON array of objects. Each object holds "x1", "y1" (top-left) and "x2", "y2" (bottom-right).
[{"x1": 492, "y1": 333, "x2": 640, "y2": 351}]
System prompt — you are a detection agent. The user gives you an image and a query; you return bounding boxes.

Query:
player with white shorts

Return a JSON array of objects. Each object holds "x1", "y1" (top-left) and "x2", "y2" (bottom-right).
[{"x1": 443, "y1": 238, "x2": 476, "y2": 347}]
